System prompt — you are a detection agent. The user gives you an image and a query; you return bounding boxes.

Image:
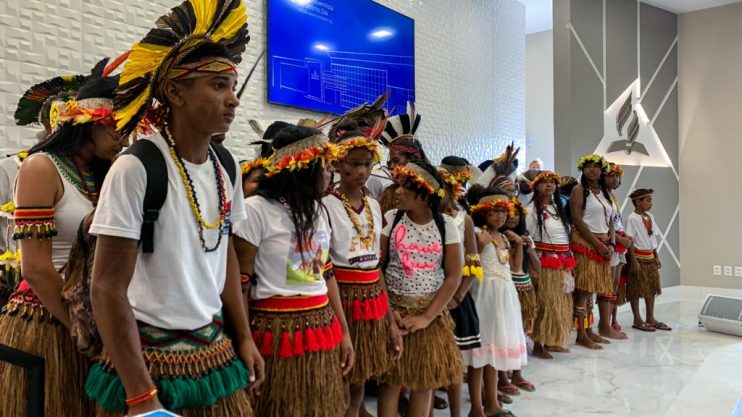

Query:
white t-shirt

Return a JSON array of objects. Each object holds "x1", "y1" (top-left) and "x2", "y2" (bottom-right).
[
  {"x1": 624, "y1": 212, "x2": 659, "y2": 251},
  {"x1": 365, "y1": 169, "x2": 394, "y2": 200},
  {"x1": 322, "y1": 193, "x2": 382, "y2": 269},
  {"x1": 611, "y1": 198, "x2": 624, "y2": 232},
  {"x1": 234, "y1": 195, "x2": 330, "y2": 300},
  {"x1": 525, "y1": 202, "x2": 570, "y2": 245},
  {"x1": 381, "y1": 210, "x2": 461, "y2": 295},
  {"x1": 583, "y1": 190, "x2": 614, "y2": 234},
  {"x1": 90, "y1": 133, "x2": 246, "y2": 330}
]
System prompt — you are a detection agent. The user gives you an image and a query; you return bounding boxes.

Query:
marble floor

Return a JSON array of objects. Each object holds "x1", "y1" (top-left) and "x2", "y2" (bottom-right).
[{"x1": 365, "y1": 285, "x2": 742, "y2": 417}]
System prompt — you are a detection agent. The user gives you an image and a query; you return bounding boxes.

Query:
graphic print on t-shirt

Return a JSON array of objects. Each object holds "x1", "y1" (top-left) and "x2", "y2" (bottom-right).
[
  {"x1": 286, "y1": 230, "x2": 330, "y2": 285},
  {"x1": 393, "y1": 223, "x2": 442, "y2": 277}
]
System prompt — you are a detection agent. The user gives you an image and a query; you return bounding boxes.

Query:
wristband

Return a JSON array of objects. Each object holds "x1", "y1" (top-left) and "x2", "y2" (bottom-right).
[{"x1": 125, "y1": 387, "x2": 158, "y2": 407}]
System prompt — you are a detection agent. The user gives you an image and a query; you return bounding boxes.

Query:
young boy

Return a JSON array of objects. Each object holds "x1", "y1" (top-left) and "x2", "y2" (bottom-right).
[{"x1": 624, "y1": 189, "x2": 671, "y2": 332}]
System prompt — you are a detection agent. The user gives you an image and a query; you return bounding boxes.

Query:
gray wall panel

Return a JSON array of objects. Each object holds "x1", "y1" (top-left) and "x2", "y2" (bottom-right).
[
  {"x1": 639, "y1": 48, "x2": 677, "y2": 121},
  {"x1": 651, "y1": 88, "x2": 679, "y2": 166},
  {"x1": 606, "y1": 0, "x2": 638, "y2": 104},
  {"x1": 571, "y1": 0, "x2": 604, "y2": 76},
  {"x1": 640, "y1": 3, "x2": 677, "y2": 96}
]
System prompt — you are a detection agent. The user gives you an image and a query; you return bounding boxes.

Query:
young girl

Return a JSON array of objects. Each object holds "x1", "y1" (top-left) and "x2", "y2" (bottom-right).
[
  {"x1": 377, "y1": 161, "x2": 463, "y2": 417},
  {"x1": 625, "y1": 189, "x2": 670, "y2": 331},
  {"x1": 0, "y1": 62, "x2": 124, "y2": 416},
  {"x1": 604, "y1": 163, "x2": 631, "y2": 332},
  {"x1": 498, "y1": 197, "x2": 538, "y2": 397},
  {"x1": 322, "y1": 120, "x2": 402, "y2": 417},
  {"x1": 570, "y1": 155, "x2": 623, "y2": 350},
  {"x1": 233, "y1": 125, "x2": 353, "y2": 417},
  {"x1": 439, "y1": 164, "x2": 482, "y2": 417},
  {"x1": 526, "y1": 171, "x2": 575, "y2": 358},
  {"x1": 463, "y1": 185, "x2": 526, "y2": 417}
]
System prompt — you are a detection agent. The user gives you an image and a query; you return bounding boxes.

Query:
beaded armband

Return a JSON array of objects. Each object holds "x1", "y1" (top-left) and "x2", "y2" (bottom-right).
[
  {"x1": 12, "y1": 207, "x2": 57, "y2": 241},
  {"x1": 462, "y1": 254, "x2": 484, "y2": 281}
]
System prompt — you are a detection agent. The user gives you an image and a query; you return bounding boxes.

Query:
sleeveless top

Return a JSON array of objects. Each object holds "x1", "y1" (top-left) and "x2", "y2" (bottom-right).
[
  {"x1": 39, "y1": 153, "x2": 95, "y2": 271},
  {"x1": 583, "y1": 190, "x2": 614, "y2": 234},
  {"x1": 452, "y1": 210, "x2": 467, "y2": 255}
]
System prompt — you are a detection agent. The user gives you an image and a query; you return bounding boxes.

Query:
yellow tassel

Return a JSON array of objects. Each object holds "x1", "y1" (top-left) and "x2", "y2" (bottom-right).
[
  {"x1": 471, "y1": 266, "x2": 484, "y2": 281},
  {"x1": 0, "y1": 199, "x2": 15, "y2": 214}
]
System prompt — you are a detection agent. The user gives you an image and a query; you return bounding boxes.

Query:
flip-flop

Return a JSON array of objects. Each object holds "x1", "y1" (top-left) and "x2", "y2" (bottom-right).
[
  {"x1": 653, "y1": 322, "x2": 672, "y2": 331},
  {"x1": 487, "y1": 410, "x2": 515, "y2": 417},
  {"x1": 497, "y1": 393, "x2": 513, "y2": 404},
  {"x1": 498, "y1": 383, "x2": 520, "y2": 396},
  {"x1": 512, "y1": 379, "x2": 536, "y2": 392},
  {"x1": 632, "y1": 323, "x2": 655, "y2": 332},
  {"x1": 433, "y1": 394, "x2": 448, "y2": 409}
]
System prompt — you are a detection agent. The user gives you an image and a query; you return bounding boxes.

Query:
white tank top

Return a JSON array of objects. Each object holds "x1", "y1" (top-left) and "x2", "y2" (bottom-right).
[
  {"x1": 41, "y1": 153, "x2": 95, "y2": 271},
  {"x1": 452, "y1": 210, "x2": 466, "y2": 255},
  {"x1": 583, "y1": 190, "x2": 613, "y2": 234}
]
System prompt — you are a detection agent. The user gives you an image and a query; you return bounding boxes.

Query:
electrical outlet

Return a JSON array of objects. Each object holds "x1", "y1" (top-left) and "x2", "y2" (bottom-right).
[
  {"x1": 724, "y1": 266, "x2": 733, "y2": 277},
  {"x1": 735, "y1": 267, "x2": 742, "y2": 278},
  {"x1": 713, "y1": 265, "x2": 722, "y2": 276}
]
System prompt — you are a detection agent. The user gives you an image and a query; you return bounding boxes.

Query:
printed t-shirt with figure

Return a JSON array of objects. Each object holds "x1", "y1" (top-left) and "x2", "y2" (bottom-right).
[
  {"x1": 234, "y1": 195, "x2": 331, "y2": 300},
  {"x1": 90, "y1": 133, "x2": 246, "y2": 331},
  {"x1": 381, "y1": 209, "x2": 461, "y2": 295},
  {"x1": 624, "y1": 212, "x2": 659, "y2": 251},
  {"x1": 322, "y1": 194, "x2": 382, "y2": 269}
]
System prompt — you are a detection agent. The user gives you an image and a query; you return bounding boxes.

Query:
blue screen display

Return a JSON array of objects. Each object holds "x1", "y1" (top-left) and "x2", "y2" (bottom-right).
[{"x1": 267, "y1": 0, "x2": 415, "y2": 116}]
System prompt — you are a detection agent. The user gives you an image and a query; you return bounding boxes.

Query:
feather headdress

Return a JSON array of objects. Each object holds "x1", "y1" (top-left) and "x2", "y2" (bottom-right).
[
  {"x1": 115, "y1": 0, "x2": 250, "y2": 137},
  {"x1": 380, "y1": 101, "x2": 421, "y2": 146},
  {"x1": 14, "y1": 75, "x2": 87, "y2": 126}
]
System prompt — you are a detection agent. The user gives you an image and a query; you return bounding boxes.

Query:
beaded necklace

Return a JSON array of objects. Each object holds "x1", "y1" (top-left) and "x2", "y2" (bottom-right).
[
  {"x1": 640, "y1": 213, "x2": 654, "y2": 236},
  {"x1": 484, "y1": 226, "x2": 510, "y2": 265},
  {"x1": 332, "y1": 189, "x2": 375, "y2": 249},
  {"x1": 47, "y1": 152, "x2": 98, "y2": 203},
  {"x1": 590, "y1": 188, "x2": 611, "y2": 229},
  {"x1": 163, "y1": 124, "x2": 229, "y2": 252}
]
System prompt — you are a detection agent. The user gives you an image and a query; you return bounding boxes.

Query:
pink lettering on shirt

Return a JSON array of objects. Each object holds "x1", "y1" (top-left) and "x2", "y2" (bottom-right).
[{"x1": 393, "y1": 224, "x2": 441, "y2": 276}]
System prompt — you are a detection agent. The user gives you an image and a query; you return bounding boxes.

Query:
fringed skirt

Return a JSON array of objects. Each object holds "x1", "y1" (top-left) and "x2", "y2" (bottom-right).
[
  {"x1": 532, "y1": 244, "x2": 575, "y2": 347},
  {"x1": 0, "y1": 284, "x2": 93, "y2": 417},
  {"x1": 384, "y1": 293, "x2": 463, "y2": 390},
  {"x1": 571, "y1": 231, "x2": 612, "y2": 294},
  {"x1": 250, "y1": 294, "x2": 345, "y2": 417},
  {"x1": 512, "y1": 272, "x2": 538, "y2": 334},
  {"x1": 86, "y1": 315, "x2": 252, "y2": 417},
  {"x1": 336, "y1": 267, "x2": 395, "y2": 385},
  {"x1": 449, "y1": 292, "x2": 482, "y2": 350},
  {"x1": 627, "y1": 250, "x2": 662, "y2": 300}
]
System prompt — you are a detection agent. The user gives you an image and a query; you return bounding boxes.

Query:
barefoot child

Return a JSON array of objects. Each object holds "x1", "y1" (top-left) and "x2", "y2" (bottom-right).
[{"x1": 625, "y1": 189, "x2": 670, "y2": 332}]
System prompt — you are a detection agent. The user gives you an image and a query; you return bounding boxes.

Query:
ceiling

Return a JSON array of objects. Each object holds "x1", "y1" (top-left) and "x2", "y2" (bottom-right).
[{"x1": 520, "y1": 0, "x2": 742, "y2": 34}]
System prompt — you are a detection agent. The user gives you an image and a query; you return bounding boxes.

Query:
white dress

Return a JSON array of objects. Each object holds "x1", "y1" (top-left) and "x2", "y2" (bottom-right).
[{"x1": 461, "y1": 238, "x2": 528, "y2": 370}]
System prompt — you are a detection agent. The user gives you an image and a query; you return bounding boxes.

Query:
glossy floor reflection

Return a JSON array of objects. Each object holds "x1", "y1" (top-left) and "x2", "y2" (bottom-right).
[{"x1": 364, "y1": 286, "x2": 742, "y2": 417}]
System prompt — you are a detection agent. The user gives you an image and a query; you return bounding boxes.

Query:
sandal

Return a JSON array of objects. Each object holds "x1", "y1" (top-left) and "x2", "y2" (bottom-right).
[
  {"x1": 632, "y1": 322, "x2": 655, "y2": 332},
  {"x1": 498, "y1": 383, "x2": 520, "y2": 396},
  {"x1": 497, "y1": 393, "x2": 513, "y2": 404},
  {"x1": 652, "y1": 321, "x2": 672, "y2": 331},
  {"x1": 611, "y1": 320, "x2": 622, "y2": 331},
  {"x1": 487, "y1": 410, "x2": 515, "y2": 417},
  {"x1": 433, "y1": 394, "x2": 448, "y2": 409},
  {"x1": 512, "y1": 379, "x2": 535, "y2": 392}
]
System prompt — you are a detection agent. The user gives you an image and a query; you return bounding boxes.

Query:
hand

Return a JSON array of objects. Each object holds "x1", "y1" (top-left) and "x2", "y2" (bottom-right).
[
  {"x1": 597, "y1": 243, "x2": 610, "y2": 257},
  {"x1": 522, "y1": 236, "x2": 534, "y2": 248},
  {"x1": 446, "y1": 299, "x2": 459, "y2": 310},
  {"x1": 656, "y1": 257, "x2": 662, "y2": 269},
  {"x1": 339, "y1": 334, "x2": 355, "y2": 376},
  {"x1": 127, "y1": 398, "x2": 165, "y2": 416},
  {"x1": 504, "y1": 230, "x2": 523, "y2": 245},
  {"x1": 631, "y1": 260, "x2": 640, "y2": 273},
  {"x1": 236, "y1": 336, "x2": 265, "y2": 392},
  {"x1": 478, "y1": 229, "x2": 492, "y2": 246},
  {"x1": 388, "y1": 320, "x2": 404, "y2": 361},
  {"x1": 400, "y1": 314, "x2": 434, "y2": 335}
]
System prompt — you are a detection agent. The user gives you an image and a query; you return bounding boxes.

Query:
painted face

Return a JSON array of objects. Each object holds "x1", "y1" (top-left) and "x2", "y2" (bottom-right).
[
  {"x1": 338, "y1": 147, "x2": 373, "y2": 188},
  {"x1": 486, "y1": 207, "x2": 509, "y2": 229},
  {"x1": 175, "y1": 69, "x2": 239, "y2": 135},
  {"x1": 90, "y1": 124, "x2": 127, "y2": 160},
  {"x1": 536, "y1": 178, "x2": 557, "y2": 197},
  {"x1": 242, "y1": 168, "x2": 262, "y2": 198},
  {"x1": 387, "y1": 148, "x2": 410, "y2": 169}
]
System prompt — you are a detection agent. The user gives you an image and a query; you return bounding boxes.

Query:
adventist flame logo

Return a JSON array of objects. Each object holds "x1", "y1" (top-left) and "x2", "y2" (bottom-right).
[{"x1": 594, "y1": 79, "x2": 673, "y2": 168}]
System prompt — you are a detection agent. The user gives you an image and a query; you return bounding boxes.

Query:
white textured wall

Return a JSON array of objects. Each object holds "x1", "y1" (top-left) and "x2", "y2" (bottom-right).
[
  {"x1": 0, "y1": 0, "x2": 525, "y2": 165},
  {"x1": 525, "y1": 29, "x2": 554, "y2": 170},
  {"x1": 678, "y1": 3, "x2": 742, "y2": 289}
]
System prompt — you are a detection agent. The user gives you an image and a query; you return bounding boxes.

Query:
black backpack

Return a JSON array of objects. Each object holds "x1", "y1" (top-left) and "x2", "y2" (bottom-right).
[
  {"x1": 383, "y1": 209, "x2": 447, "y2": 272},
  {"x1": 62, "y1": 139, "x2": 238, "y2": 357}
]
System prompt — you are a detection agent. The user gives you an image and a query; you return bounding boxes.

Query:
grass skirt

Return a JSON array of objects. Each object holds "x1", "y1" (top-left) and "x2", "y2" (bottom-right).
[
  {"x1": 86, "y1": 315, "x2": 252, "y2": 417},
  {"x1": 532, "y1": 267, "x2": 573, "y2": 347},
  {"x1": 627, "y1": 257, "x2": 661, "y2": 300},
  {"x1": 0, "y1": 288, "x2": 93, "y2": 417},
  {"x1": 336, "y1": 268, "x2": 395, "y2": 385},
  {"x1": 384, "y1": 293, "x2": 463, "y2": 390},
  {"x1": 250, "y1": 295, "x2": 345, "y2": 417},
  {"x1": 571, "y1": 232, "x2": 612, "y2": 294},
  {"x1": 512, "y1": 273, "x2": 538, "y2": 334}
]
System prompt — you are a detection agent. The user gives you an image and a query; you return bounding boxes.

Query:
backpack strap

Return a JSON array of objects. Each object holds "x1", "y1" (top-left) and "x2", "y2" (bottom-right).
[
  {"x1": 123, "y1": 140, "x2": 168, "y2": 254},
  {"x1": 382, "y1": 210, "x2": 407, "y2": 273},
  {"x1": 432, "y1": 211, "x2": 447, "y2": 267},
  {"x1": 211, "y1": 142, "x2": 238, "y2": 186}
]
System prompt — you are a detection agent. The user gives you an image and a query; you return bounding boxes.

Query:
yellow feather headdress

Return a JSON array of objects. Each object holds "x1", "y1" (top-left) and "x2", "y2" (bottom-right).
[{"x1": 115, "y1": 0, "x2": 250, "y2": 137}]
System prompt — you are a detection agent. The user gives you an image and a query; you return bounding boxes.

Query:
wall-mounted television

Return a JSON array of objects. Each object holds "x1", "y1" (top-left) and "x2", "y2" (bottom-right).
[{"x1": 267, "y1": 0, "x2": 415, "y2": 116}]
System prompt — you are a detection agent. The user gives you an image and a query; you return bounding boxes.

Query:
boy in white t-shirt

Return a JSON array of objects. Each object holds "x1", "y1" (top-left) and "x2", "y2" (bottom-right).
[
  {"x1": 625, "y1": 189, "x2": 671, "y2": 332},
  {"x1": 86, "y1": 3, "x2": 261, "y2": 416}
]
